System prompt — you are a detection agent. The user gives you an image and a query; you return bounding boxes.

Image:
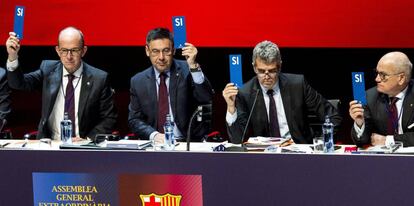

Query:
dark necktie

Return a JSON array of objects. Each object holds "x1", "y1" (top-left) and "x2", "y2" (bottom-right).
[
  {"x1": 387, "y1": 97, "x2": 399, "y2": 135},
  {"x1": 267, "y1": 89, "x2": 281, "y2": 137},
  {"x1": 65, "y1": 74, "x2": 76, "y2": 135},
  {"x1": 157, "y1": 72, "x2": 169, "y2": 132}
]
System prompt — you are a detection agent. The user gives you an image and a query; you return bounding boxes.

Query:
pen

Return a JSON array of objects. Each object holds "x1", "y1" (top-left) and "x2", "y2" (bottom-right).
[
  {"x1": 22, "y1": 142, "x2": 27, "y2": 148},
  {"x1": 0, "y1": 142, "x2": 9, "y2": 148},
  {"x1": 279, "y1": 138, "x2": 293, "y2": 147}
]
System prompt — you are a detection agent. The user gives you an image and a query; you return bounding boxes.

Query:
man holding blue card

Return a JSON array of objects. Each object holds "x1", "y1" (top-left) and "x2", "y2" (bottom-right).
[
  {"x1": 5, "y1": 27, "x2": 117, "y2": 141},
  {"x1": 349, "y1": 52, "x2": 414, "y2": 147},
  {"x1": 223, "y1": 40, "x2": 341, "y2": 144},
  {"x1": 128, "y1": 28, "x2": 213, "y2": 143}
]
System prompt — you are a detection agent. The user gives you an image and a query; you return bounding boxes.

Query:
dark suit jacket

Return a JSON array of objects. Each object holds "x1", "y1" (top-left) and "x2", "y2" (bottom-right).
[
  {"x1": 7, "y1": 60, "x2": 117, "y2": 139},
  {"x1": 128, "y1": 59, "x2": 214, "y2": 140},
  {"x1": 351, "y1": 81, "x2": 414, "y2": 147},
  {"x1": 227, "y1": 73, "x2": 342, "y2": 144},
  {"x1": 0, "y1": 68, "x2": 11, "y2": 121}
]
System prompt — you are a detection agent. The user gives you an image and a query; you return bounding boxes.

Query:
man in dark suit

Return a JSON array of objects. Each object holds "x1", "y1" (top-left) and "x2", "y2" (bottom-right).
[
  {"x1": 5, "y1": 27, "x2": 117, "y2": 140},
  {"x1": 0, "y1": 68, "x2": 11, "y2": 124},
  {"x1": 223, "y1": 40, "x2": 341, "y2": 144},
  {"x1": 350, "y1": 52, "x2": 414, "y2": 147},
  {"x1": 129, "y1": 28, "x2": 213, "y2": 143}
]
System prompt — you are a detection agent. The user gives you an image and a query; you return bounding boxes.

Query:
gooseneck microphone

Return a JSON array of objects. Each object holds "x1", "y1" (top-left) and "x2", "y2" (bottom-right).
[
  {"x1": 0, "y1": 119, "x2": 7, "y2": 133},
  {"x1": 225, "y1": 89, "x2": 260, "y2": 152},
  {"x1": 186, "y1": 105, "x2": 203, "y2": 151},
  {"x1": 240, "y1": 89, "x2": 260, "y2": 143}
]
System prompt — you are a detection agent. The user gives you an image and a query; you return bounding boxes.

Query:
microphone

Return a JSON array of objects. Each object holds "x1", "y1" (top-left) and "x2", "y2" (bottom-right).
[
  {"x1": 0, "y1": 119, "x2": 7, "y2": 133},
  {"x1": 225, "y1": 89, "x2": 260, "y2": 152},
  {"x1": 186, "y1": 105, "x2": 204, "y2": 151},
  {"x1": 240, "y1": 89, "x2": 260, "y2": 143}
]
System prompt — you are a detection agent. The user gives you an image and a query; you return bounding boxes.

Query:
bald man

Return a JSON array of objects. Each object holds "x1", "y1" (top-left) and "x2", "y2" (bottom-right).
[
  {"x1": 349, "y1": 51, "x2": 414, "y2": 147},
  {"x1": 5, "y1": 27, "x2": 117, "y2": 140}
]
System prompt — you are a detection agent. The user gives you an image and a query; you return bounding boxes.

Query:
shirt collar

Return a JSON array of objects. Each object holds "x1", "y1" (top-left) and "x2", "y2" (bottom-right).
[
  {"x1": 153, "y1": 67, "x2": 171, "y2": 78},
  {"x1": 259, "y1": 81, "x2": 280, "y2": 95},
  {"x1": 63, "y1": 62, "x2": 83, "y2": 78},
  {"x1": 392, "y1": 86, "x2": 408, "y2": 101}
]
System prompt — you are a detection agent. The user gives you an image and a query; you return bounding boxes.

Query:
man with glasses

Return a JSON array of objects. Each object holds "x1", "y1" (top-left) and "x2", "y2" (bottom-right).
[
  {"x1": 223, "y1": 40, "x2": 341, "y2": 144},
  {"x1": 349, "y1": 51, "x2": 414, "y2": 147},
  {"x1": 5, "y1": 27, "x2": 117, "y2": 140},
  {"x1": 128, "y1": 28, "x2": 213, "y2": 143}
]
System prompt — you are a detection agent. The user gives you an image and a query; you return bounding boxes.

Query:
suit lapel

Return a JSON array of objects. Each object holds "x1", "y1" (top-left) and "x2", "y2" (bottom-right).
[
  {"x1": 78, "y1": 64, "x2": 92, "y2": 122},
  {"x1": 169, "y1": 62, "x2": 179, "y2": 119},
  {"x1": 402, "y1": 83, "x2": 414, "y2": 129},
  {"x1": 146, "y1": 67, "x2": 157, "y2": 123},
  {"x1": 46, "y1": 64, "x2": 63, "y2": 119},
  {"x1": 251, "y1": 79, "x2": 269, "y2": 134},
  {"x1": 278, "y1": 74, "x2": 293, "y2": 129},
  {"x1": 376, "y1": 95, "x2": 389, "y2": 131}
]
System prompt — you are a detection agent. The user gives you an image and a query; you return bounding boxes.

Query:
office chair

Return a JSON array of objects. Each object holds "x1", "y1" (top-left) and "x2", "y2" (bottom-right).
[{"x1": 308, "y1": 99, "x2": 341, "y2": 138}]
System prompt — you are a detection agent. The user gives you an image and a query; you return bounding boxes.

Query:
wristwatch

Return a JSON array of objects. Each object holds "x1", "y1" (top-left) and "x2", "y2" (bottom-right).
[{"x1": 189, "y1": 63, "x2": 201, "y2": 72}]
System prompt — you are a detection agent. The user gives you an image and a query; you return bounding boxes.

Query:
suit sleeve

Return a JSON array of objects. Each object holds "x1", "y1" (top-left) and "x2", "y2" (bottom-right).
[
  {"x1": 7, "y1": 61, "x2": 44, "y2": 91},
  {"x1": 0, "y1": 69, "x2": 11, "y2": 120},
  {"x1": 128, "y1": 78, "x2": 156, "y2": 139},
  {"x1": 227, "y1": 94, "x2": 250, "y2": 144},
  {"x1": 394, "y1": 133, "x2": 414, "y2": 147},
  {"x1": 86, "y1": 75, "x2": 117, "y2": 138},
  {"x1": 350, "y1": 105, "x2": 373, "y2": 147},
  {"x1": 190, "y1": 73, "x2": 214, "y2": 104}
]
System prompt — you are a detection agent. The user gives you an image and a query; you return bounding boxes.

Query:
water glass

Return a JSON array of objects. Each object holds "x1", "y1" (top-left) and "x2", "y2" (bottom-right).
[{"x1": 313, "y1": 136, "x2": 324, "y2": 153}]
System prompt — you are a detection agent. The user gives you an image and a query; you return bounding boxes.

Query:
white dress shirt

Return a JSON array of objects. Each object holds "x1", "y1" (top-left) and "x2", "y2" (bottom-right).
[
  {"x1": 149, "y1": 67, "x2": 205, "y2": 140},
  {"x1": 226, "y1": 81, "x2": 291, "y2": 138},
  {"x1": 48, "y1": 65, "x2": 83, "y2": 140}
]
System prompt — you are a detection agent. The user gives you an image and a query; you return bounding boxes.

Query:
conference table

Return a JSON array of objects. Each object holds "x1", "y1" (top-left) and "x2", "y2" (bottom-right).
[{"x1": 1, "y1": 139, "x2": 414, "y2": 206}]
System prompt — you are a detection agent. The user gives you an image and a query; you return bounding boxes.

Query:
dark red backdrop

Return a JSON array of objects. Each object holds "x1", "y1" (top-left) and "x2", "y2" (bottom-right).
[{"x1": 1, "y1": 0, "x2": 414, "y2": 47}]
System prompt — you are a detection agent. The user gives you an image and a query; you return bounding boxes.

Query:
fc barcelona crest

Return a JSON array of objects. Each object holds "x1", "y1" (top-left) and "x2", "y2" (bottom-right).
[{"x1": 140, "y1": 193, "x2": 182, "y2": 206}]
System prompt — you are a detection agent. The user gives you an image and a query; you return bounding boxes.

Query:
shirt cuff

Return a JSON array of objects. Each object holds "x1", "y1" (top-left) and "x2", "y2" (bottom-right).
[
  {"x1": 353, "y1": 122, "x2": 365, "y2": 138},
  {"x1": 190, "y1": 68, "x2": 205, "y2": 84},
  {"x1": 226, "y1": 109, "x2": 238, "y2": 126},
  {"x1": 6, "y1": 58, "x2": 18, "y2": 71},
  {"x1": 149, "y1": 131, "x2": 159, "y2": 141},
  {"x1": 385, "y1": 135, "x2": 395, "y2": 148}
]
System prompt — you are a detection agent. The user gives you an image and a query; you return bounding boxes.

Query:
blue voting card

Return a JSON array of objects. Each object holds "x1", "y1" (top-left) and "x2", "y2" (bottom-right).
[
  {"x1": 352, "y1": 72, "x2": 367, "y2": 105},
  {"x1": 13, "y1": 6, "x2": 25, "y2": 39},
  {"x1": 229, "y1": 54, "x2": 243, "y2": 87},
  {"x1": 172, "y1": 16, "x2": 186, "y2": 49}
]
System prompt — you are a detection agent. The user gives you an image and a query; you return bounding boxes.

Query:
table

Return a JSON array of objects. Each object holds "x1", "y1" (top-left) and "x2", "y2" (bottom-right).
[{"x1": 1, "y1": 140, "x2": 414, "y2": 205}]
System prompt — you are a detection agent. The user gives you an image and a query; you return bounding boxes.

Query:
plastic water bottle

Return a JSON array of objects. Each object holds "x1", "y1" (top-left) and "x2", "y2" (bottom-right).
[
  {"x1": 322, "y1": 115, "x2": 334, "y2": 153},
  {"x1": 60, "y1": 112, "x2": 73, "y2": 144},
  {"x1": 163, "y1": 114, "x2": 175, "y2": 150}
]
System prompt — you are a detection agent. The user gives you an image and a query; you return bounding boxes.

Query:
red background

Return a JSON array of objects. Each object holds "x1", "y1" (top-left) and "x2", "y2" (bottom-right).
[{"x1": 1, "y1": 0, "x2": 414, "y2": 47}]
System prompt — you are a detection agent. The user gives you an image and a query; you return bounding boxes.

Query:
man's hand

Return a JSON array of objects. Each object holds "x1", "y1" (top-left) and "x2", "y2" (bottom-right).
[
  {"x1": 6, "y1": 32, "x2": 20, "y2": 62},
  {"x1": 182, "y1": 42, "x2": 198, "y2": 69},
  {"x1": 371, "y1": 133, "x2": 386, "y2": 146},
  {"x1": 72, "y1": 137, "x2": 84, "y2": 142},
  {"x1": 349, "y1": 100, "x2": 365, "y2": 127},
  {"x1": 154, "y1": 133, "x2": 165, "y2": 144},
  {"x1": 222, "y1": 83, "x2": 238, "y2": 114}
]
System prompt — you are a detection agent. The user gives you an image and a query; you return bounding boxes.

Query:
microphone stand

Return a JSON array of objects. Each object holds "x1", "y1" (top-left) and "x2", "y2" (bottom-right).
[
  {"x1": 225, "y1": 89, "x2": 260, "y2": 152},
  {"x1": 186, "y1": 106, "x2": 203, "y2": 151}
]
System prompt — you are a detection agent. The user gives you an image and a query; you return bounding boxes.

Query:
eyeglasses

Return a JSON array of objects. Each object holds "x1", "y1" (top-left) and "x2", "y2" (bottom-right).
[
  {"x1": 149, "y1": 48, "x2": 173, "y2": 57},
  {"x1": 255, "y1": 67, "x2": 279, "y2": 76},
  {"x1": 59, "y1": 48, "x2": 83, "y2": 57},
  {"x1": 374, "y1": 69, "x2": 404, "y2": 82}
]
